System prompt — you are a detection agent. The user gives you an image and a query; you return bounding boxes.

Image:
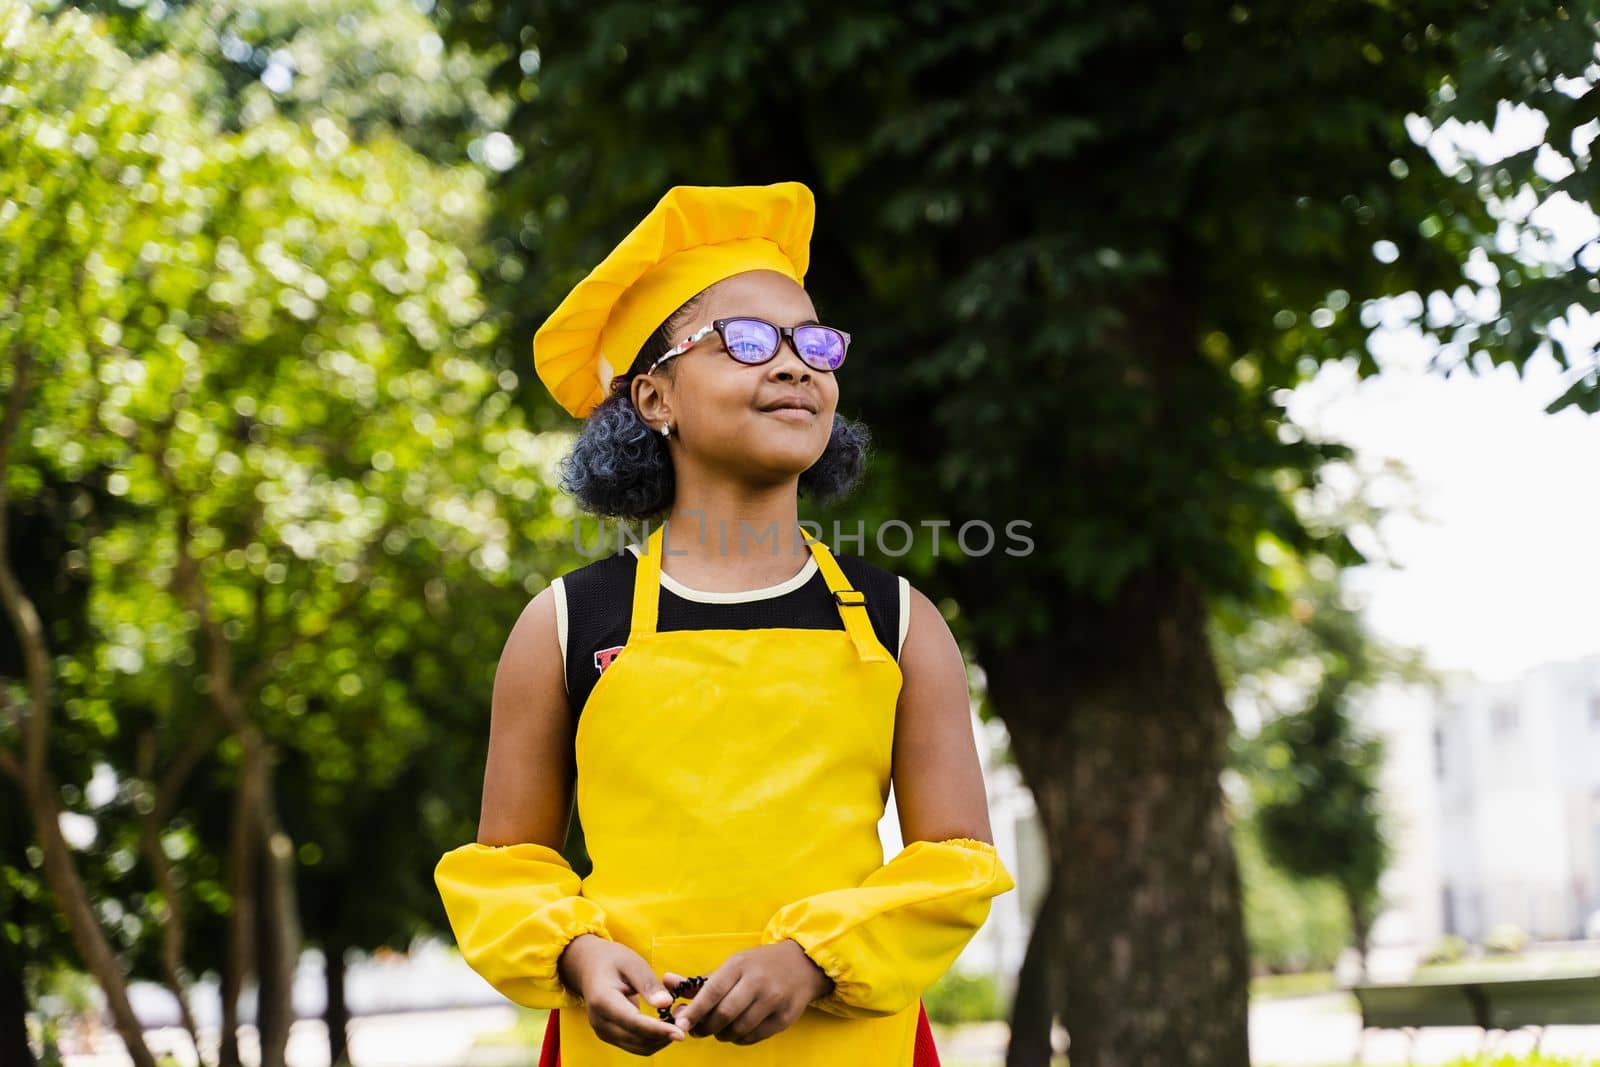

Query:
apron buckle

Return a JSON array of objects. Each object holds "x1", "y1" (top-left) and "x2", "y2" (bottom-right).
[{"x1": 834, "y1": 589, "x2": 867, "y2": 607}]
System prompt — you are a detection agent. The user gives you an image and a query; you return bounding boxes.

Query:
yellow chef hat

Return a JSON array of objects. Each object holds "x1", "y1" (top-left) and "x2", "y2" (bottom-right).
[{"x1": 532, "y1": 181, "x2": 816, "y2": 419}]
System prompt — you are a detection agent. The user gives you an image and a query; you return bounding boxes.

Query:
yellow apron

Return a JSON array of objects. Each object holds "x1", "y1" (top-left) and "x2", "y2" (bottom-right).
[{"x1": 560, "y1": 520, "x2": 920, "y2": 1065}]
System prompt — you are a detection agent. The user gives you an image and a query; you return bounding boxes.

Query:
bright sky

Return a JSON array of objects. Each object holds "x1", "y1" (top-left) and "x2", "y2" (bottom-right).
[
  {"x1": 1289, "y1": 339, "x2": 1599, "y2": 684},
  {"x1": 1285, "y1": 100, "x2": 1600, "y2": 684}
]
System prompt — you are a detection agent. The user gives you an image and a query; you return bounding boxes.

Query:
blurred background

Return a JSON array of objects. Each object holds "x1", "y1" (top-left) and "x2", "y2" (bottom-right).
[{"x1": 4, "y1": 1, "x2": 1600, "y2": 1065}]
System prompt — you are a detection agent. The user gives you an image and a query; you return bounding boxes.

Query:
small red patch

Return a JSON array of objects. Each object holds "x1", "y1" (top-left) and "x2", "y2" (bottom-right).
[{"x1": 593, "y1": 645, "x2": 625, "y2": 673}]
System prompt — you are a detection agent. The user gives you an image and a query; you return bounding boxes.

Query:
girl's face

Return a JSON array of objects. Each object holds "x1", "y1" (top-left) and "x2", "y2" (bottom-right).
[{"x1": 643, "y1": 269, "x2": 840, "y2": 488}]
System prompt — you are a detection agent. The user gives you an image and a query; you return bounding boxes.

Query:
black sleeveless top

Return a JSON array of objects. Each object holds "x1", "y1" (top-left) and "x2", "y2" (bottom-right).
[{"x1": 553, "y1": 543, "x2": 909, "y2": 722}]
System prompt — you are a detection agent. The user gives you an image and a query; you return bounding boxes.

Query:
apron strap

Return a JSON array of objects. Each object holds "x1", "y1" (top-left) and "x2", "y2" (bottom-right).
[
  {"x1": 630, "y1": 521, "x2": 889, "y2": 664},
  {"x1": 628, "y1": 522, "x2": 666, "y2": 638},
  {"x1": 800, "y1": 527, "x2": 889, "y2": 663}
]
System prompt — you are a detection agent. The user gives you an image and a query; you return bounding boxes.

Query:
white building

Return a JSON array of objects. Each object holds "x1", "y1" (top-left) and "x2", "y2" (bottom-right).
[{"x1": 1365, "y1": 654, "x2": 1600, "y2": 947}]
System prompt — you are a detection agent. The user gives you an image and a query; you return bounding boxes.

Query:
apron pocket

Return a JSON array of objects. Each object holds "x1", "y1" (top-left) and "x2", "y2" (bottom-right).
[
  {"x1": 647, "y1": 931, "x2": 775, "y2": 1064},
  {"x1": 649, "y1": 930, "x2": 764, "y2": 981},
  {"x1": 644, "y1": 931, "x2": 904, "y2": 1064}
]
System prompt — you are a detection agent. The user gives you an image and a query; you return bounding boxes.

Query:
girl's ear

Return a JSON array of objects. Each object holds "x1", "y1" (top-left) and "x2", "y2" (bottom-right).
[
  {"x1": 631, "y1": 374, "x2": 670, "y2": 429},
  {"x1": 627, "y1": 375, "x2": 659, "y2": 422}
]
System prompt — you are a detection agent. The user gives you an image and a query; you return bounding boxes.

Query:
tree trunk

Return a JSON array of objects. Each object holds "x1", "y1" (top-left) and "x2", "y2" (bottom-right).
[
  {"x1": 325, "y1": 942, "x2": 350, "y2": 1067},
  {"x1": 0, "y1": 936, "x2": 37, "y2": 1067},
  {"x1": 135, "y1": 731, "x2": 207, "y2": 1065},
  {"x1": 0, "y1": 342, "x2": 156, "y2": 1067},
  {"x1": 976, "y1": 568, "x2": 1251, "y2": 1067},
  {"x1": 254, "y1": 848, "x2": 286, "y2": 1067},
  {"x1": 219, "y1": 750, "x2": 264, "y2": 1067},
  {"x1": 255, "y1": 762, "x2": 301, "y2": 1067},
  {"x1": 1345, "y1": 886, "x2": 1372, "y2": 981},
  {"x1": 137, "y1": 809, "x2": 204, "y2": 1063},
  {"x1": 216, "y1": 975, "x2": 239, "y2": 1067},
  {"x1": 1005, "y1": 877, "x2": 1061, "y2": 1067},
  {"x1": 16, "y1": 781, "x2": 160, "y2": 1067}
]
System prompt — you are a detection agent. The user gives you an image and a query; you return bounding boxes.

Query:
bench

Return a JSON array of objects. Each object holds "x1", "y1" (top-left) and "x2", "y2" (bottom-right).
[{"x1": 1351, "y1": 972, "x2": 1600, "y2": 1062}]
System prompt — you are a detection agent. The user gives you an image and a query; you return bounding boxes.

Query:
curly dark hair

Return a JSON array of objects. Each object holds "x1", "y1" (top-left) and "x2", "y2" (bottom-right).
[{"x1": 558, "y1": 290, "x2": 871, "y2": 520}]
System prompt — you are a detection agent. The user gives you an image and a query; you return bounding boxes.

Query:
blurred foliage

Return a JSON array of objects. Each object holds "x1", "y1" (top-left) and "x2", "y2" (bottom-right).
[
  {"x1": 0, "y1": 0, "x2": 595, "y2": 1044},
  {"x1": 1, "y1": 495, "x2": 110, "y2": 1017},
  {"x1": 431, "y1": 0, "x2": 1600, "y2": 643},
  {"x1": 1209, "y1": 457, "x2": 1429, "y2": 700},
  {"x1": 1484, "y1": 923, "x2": 1532, "y2": 955},
  {"x1": 922, "y1": 969, "x2": 1005, "y2": 1026},
  {"x1": 1422, "y1": 12, "x2": 1600, "y2": 416},
  {"x1": 53, "y1": 0, "x2": 512, "y2": 167},
  {"x1": 1248, "y1": 969, "x2": 1338, "y2": 1000},
  {"x1": 1234, "y1": 811, "x2": 1351, "y2": 973},
  {"x1": 1214, "y1": 464, "x2": 1434, "y2": 973},
  {"x1": 1422, "y1": 933, "x2": 1468, "y2": 965},
  {"x1": 469, "y1": 1005, "x2": 554, "y2": 1048},
  {"x1": 1236, "y1": 578, "x2": 1393, "y2": 963}
]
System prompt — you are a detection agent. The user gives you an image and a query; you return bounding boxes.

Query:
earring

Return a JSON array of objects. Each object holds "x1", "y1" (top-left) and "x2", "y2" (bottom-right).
[{"x1": 659, "y1": 421, "x2": 671, "y2": 438}]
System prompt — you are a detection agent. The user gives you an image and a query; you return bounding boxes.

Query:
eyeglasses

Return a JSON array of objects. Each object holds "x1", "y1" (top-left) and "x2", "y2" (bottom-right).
[{"x1": 646, "y1": 317, "x2": 851, "y2": 376}]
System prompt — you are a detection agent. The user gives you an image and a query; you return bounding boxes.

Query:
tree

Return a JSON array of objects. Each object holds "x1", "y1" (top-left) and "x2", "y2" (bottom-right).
[
  {"x1": 432, "y1": 1, "x2": 1600, "y2": 1061},
  {"x1": 58, "y1": 0, "x2": 506, "y2": 167},
  {"x1": 1224, "y1": 562, "x2": 1413, "y2": 978},
  {"x1": 1249, "y1": 672, "x2": 1389, "y2": 976},
  {"x1": 0, "y1": 454, "x2": 130, "y2": 1067},
  {"x1": 1231, "y1": 814, "x2": 1353, "y2": 975},
  {"x1": 1214, "y1": 461, "x2": 1433, "y2": 978},
  {"x1": 1, "y1": 6, "x2": 561, "y2": 1066}
]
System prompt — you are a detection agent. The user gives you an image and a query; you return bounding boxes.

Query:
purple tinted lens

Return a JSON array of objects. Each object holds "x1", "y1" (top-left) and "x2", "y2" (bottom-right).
[
  {"x1": 794, "y1": 326, "x2": 846, "y2": 370},
  {"x1": 723, "y1": 319, "x2": 780, "y2": 363}
]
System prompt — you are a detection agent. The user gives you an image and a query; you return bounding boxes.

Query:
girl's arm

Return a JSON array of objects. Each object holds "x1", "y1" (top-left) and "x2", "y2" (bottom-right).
[
  {"x1": 756, "y1": 582, "x2": 1015, "y2": 1019},
  {"x1": 891, "y1": 585, "x2": 997, "y2": 846},
  {"x1": 477, "y1": 585, "x2": 576, "y2": 847},
  {"x1": 434, "y1": 586, "x2": 612, "y2": 1010}
]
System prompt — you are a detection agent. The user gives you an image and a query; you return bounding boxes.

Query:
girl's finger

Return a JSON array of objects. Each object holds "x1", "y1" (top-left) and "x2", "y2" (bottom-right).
[
  {"x1": 681, "y1": 972, "x2": 748, "y2": 1036},
  {"x1": 723, "y1": 993, "x2": 776, "y2": 1044},
  {"x1": 593, "y1": 985, "x2": 684, "y2": 1043}
]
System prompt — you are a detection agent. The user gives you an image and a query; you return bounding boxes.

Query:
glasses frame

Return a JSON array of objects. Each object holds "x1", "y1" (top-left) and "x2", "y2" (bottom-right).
[{"x1": 645, "y1": 317, "x2": 851, "y2": 376}]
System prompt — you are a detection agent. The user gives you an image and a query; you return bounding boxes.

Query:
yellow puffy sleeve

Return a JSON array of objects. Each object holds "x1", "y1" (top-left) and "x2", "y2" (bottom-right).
[
  {"x1": 433, "y1": 841, "x2": 614, "y2": 1010},
  {"x1": 758, "y1": 837, "x2": 1015, "y2": 1019}
]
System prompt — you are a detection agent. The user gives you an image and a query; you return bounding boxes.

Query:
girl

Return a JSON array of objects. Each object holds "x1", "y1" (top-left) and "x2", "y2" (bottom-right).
[{"x1": 435, "y1": 181, "x2": 1015, "y2": 1065}]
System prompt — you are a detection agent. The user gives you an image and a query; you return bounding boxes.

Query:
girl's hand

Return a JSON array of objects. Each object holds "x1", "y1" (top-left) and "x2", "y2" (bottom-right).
[
  {"x1": 558, "y1": 933, "x2": 687, "y2": 1055},
  {"x1": 665, "y1": 938, "x2": 835, "y2": 1044}
]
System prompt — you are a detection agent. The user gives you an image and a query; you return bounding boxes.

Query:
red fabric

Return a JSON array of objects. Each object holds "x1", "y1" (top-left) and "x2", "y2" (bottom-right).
[
  {"x1": 536, "y1": 1000, "x2": 940, "y2": 1064},
  {"x1": 913, "y1": 1000, "x2": 942, "y2": 1066},
  {"x1": 539, "y1": 1006, "x2": 561, "y2": 1066}
]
